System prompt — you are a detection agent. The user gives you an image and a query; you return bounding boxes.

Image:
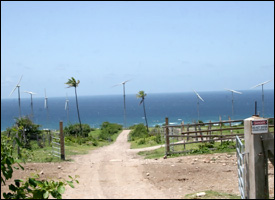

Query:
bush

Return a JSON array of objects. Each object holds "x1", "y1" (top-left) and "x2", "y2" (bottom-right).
[
  {"x1": 99, "y1": 122, "x2": 122, "y2": 141},
  {"x1": 65, "y1": 135, "x2": 98, "y2": 146},
  {"x1": 129, "y1": 124, "x2": 149, "y2": 141},
  {"x1": 10, "y1": 116, "x2": 42, "y2": 149},
  {"x1": 64, "y1": 123, "x2": 91, "y2": 137}
]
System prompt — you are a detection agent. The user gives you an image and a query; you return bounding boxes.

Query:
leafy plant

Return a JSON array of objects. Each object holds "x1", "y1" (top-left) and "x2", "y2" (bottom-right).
[
  {"x1": 128, "y1": 124, "x2": 149, "y2": 141},
  {"x1": 64, "y1": 123, "x2": 91, "y2": 137},
  {"x1": 99, "y1": 122, "x2": 122, "y2": 141},
  {"x1": 3, "y1": 175, "x2": 79, "y2": 199},
  {"x1": 1, "y1": 135, "x2": 79, "y2": 199}
]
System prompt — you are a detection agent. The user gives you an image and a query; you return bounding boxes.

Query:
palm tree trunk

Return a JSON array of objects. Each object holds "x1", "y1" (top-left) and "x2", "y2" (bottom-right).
[
  {"x1": 75, "y1": 87, "x2": 83, "y2": 136},
  {"x1": 142, "y1": 98, "x2": 149, "y2": 132}
]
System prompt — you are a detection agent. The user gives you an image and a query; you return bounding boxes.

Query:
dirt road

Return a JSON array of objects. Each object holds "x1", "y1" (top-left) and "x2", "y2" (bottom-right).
[
  {"x1": 62, "y1": 130, "x2": 169, "y2": 199},
  {"x1": 2, "y1": 130, "x2": 274, "y2": 199}
]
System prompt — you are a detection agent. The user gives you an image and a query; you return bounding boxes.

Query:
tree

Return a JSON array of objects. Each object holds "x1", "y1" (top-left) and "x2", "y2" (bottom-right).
[
  {"x1": 65, "y1": 77, "x2": 83, "y2": 137},
  {"x1": 136, "y1": 91, "x2": 149, "y2": 132}
]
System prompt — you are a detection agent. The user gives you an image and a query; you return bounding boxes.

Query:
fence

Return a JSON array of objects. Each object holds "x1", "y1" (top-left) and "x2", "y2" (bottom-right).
[
  {"x1": 164, "y1": 117, "x2": 274, "y2": 155},
  {"x1": 236, "y1": 136, "x2": 246, "y2": 199},
  {"x1": 51, "y1": 121, "x2": 65, "y2": 160},
  {"x1": 51, "y1": 131, "x2": 61, "y2": 158}
]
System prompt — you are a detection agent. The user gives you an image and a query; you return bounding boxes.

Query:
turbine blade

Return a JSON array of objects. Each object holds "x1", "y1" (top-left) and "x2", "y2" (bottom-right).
[
  {"x1": 17, "y1": 75, "x2": 23, "y2": 86},
  {"x1": 123, "y1": 79, "x2": 131, "y2": 84},
  {"x1": 9, "y1": 86, "x2": 17, "y2": 96},
  {"x1": 193, "y1": 90, "x2": 204, "y2": 102},
  {"x1": 112, "y1": 83, "x2": 122, "y2": 88},
  {"x1": 251, "y1": 80, "x2": 271, "y2": 89},
  {"x1": 225, "y1": 88, "x2": 242, "y2": 94}
]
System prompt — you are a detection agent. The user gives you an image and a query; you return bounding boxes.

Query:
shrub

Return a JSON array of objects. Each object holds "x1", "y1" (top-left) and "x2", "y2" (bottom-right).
[
  {"x1": 98, "y1": 122, "x2": 122, "y2": 141},
  {"x1": 64, "y1": 123, "x2": 91, "y2": 137},
  {"x1": 10, "y1": 116, "x2": 42, "y2": 149},
  {"x1": 129, "y1": 124, "x2": 149, "y2": 141}
]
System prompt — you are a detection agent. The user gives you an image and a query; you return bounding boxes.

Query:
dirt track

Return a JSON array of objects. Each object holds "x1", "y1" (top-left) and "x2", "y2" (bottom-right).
[
  {"x1": 62, "y1": 130, "x2": 168, "y2": 199},
  {"x1": 2, "y1": 130, "x2": 274, "y2": 199}
]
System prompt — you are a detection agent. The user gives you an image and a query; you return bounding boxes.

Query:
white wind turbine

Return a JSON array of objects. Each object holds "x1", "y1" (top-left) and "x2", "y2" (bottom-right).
[
  {"x1": 193, "y1": 90, "x2": 204, "y2": 121},
  {"x1": 225, "y1": 89, "x2": 242, "y2": 119},
  {"x1": 44, "y1": 89, "x2": 49, "y2": 120},
  {"x1": 113, "y1": 80, "x2": 131, "y2": 128},
  {"x1": 24, "y1": 91, "x2": 37, "y2": 118},
  {"x1": 251, "y1": 80, "x2": 271, "y2": 117},
  {"x1": 9, "y1": 75, "x2": 23, "y2": 118},
  {"x1": 65, "y1": 94, "x2": 69, "y2": 124}
]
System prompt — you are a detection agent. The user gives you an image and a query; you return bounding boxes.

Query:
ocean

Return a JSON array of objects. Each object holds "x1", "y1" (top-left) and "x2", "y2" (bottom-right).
[{"x1": 1, "y1": 90, "x2": 274, "y2": 131}]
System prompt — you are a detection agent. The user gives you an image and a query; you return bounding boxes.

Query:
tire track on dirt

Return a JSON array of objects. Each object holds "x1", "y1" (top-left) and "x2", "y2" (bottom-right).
[{"x1": 63, "y1": 130, "x2": 168, "y2": 199}]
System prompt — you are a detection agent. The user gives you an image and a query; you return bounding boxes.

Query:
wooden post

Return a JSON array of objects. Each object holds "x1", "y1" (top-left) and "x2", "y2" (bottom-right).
[
  {"x1": 165, "y1": 117, "x2": 170, "y2": 155},
  {"x1": 208, "y1": 120, "x2": 212, "y2": 141},
  {"x1": 220, "y1": 118, "x2": 223, "y2": 144},
  {"x1": 198, "y1": 125, "x2": 202, "y2": 141},
  {"x1": 181, "y1": 121, "x2": 184, "y2": 141},
  {"x1": 59, "y1": 121, "x2": 65, "y2": 160},
  {"x1": 195, "y1": 123, "x2": 198, "y2": 141},
  {"x1": 244, "y1": 116, "x2": 273, "y2": 199},
  {"x1": 187, "y1": 124, "x2": 190, "y2": 141}
]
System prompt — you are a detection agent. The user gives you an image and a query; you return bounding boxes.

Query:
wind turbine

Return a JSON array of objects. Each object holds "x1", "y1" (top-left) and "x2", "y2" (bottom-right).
[
  {"x1": 44, "y1": 89, "x2": 49, "y2": 121},
  {"x1": 65, "y1": 93, "x2": 69, "y2": 124},
  {"x1": 225, "y1": 89, "x2": 242, "y2": 119},
  {"x1": 193, "y1": 90, "x2": 204, "y2": 121},
  {"x1": 113, "y1": 80, "x2": 131, "y2": 128},
  {"x1": 9, "y1": 75, "x2": 23, "y2": 118},
  {"x1": 24, "y1": 91, "x2": 37, "y2": 119},
  {"x1": 251, "y1": 80, "x2": 271, "y2": 117}
]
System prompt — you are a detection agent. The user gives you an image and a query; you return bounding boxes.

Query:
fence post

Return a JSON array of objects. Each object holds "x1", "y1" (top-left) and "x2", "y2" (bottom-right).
[
  {"x1": 220, "y1": 118, "x2": 223, "y2": 144},
  {"x1": 59, "y1": 121, "x2": 65, "y2": 160},
  {"x1": 165, "y1": 117, "x2": 170, "y2": 155},
  {"x1": 244, "y1": 115, "x2": 273, "y2": 199}
]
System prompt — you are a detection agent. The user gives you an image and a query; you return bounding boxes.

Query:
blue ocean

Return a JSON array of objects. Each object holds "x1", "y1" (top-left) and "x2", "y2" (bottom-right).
[{"x1": 1, "y1": 90, "x2": 274, "y2": 131}]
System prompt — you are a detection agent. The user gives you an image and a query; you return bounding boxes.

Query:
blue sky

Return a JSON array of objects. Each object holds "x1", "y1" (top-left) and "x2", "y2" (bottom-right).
[{"x1": 1, "y1": 1, "x2": 274, "y2": 99}]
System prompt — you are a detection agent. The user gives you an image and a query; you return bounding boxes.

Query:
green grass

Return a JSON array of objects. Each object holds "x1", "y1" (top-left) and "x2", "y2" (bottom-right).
[
  {"x1": 11, "y1": 129, "x2": 122, "y2": 163},
  {"x1": 130, "y1": 137, "x2": 165, "y2": 149},
  {"x1": 184, "y1": 190, "x2": 240, "y2": 199},
  {"x1": 138, "y1": 140, "x2": 237, "y2": 159}
]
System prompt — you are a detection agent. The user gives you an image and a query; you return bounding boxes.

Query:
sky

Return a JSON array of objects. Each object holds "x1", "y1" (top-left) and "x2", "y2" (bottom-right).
[{"x1": 1, "y1": 1, "x2": 274, "y2": 99}]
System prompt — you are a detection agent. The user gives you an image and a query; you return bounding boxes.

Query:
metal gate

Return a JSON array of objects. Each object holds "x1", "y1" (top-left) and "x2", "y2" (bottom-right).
[
  {"x1": 236, "y1": 136, "x2": 246, "y2": 199},
  {"x1": 51, "y1": 132, "x2": 61, "y2": 158}
]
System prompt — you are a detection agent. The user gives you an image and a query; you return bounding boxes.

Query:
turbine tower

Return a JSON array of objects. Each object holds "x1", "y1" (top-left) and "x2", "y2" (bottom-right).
[
  {"x1": 65, "y1": 94, "x2": 69, "y2": 124},
  {"x1": 113, "y1": 80, "x2": 131, "y2": 129},
  {"x1": 193, "y1": 90, "x2": 204, "y2": 122},
  {"x1": 9, "y1": 75, "x2": 23, "y2": 118},
  {"x1": 251, "y1": 80, "x2": 271, "y2": 117},
  {"x1": 225, "y1": 89, "x2": 242, "y2": 119},
  {"x1": 24, "y1": 91, "x2": 37, "y2": 119},
  {"x1": 44, "y1": 89, "x2": 49, "y2": 121}
]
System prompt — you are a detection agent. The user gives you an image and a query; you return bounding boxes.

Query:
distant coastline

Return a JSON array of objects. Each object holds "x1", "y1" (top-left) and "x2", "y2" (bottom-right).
[{"x1": 1, "y1": 90, "x2": 274, "y2": 131}]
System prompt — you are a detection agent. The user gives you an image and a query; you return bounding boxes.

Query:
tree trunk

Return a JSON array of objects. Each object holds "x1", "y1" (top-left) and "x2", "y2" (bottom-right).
[
  {"x1": 75, "y1": 87, "x2": 83, "y2": 137},
  {"x1": 143, "y1": 98, "x2": 149, "y2": 132}
]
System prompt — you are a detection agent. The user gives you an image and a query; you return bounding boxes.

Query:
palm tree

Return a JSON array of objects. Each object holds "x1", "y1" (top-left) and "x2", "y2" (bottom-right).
[
  {"x1": 137, "y1": 91, "x2": 149, "y2": 132},
  {"x1": 65, "y1": 77, "x2": 83, "y2": 136}
]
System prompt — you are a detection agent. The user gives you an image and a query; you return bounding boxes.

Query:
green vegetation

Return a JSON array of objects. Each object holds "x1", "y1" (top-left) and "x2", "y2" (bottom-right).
[
  {"x1": 1, "y1": 119, "x2": 123, "y2": 198},
  {"x1": 2, "y1": 120, "x2": 123, "y2": 163},
  {"x1": 1, "y1": 134, "x2": 78, "y2": 199},
  {"x1": 184, "y1": 190, "x2": 240, "y2": 199},
  {"x1": 128, "y1": 124, "x2": 163, "y2": 149},
  {"x1": 138, "y1": 140, "x2": 237, "y2": 159}
]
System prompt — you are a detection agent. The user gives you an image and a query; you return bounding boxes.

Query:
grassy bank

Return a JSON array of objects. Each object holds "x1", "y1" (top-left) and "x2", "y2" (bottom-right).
[{"x1": 1, "y1": 121, "x2": 122, "y2": 163}]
